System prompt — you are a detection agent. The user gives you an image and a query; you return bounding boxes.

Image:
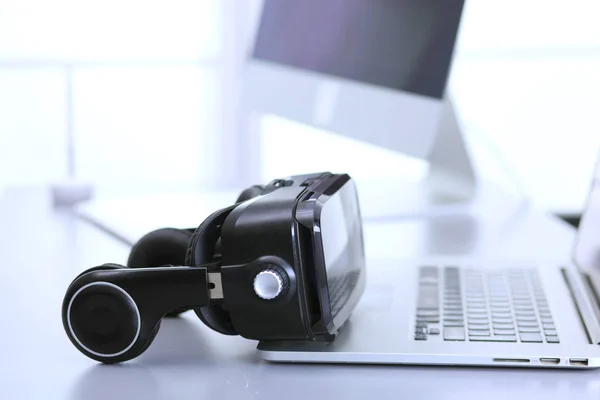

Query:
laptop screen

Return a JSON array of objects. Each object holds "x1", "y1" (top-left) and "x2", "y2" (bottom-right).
[{"x1": 574, "y1": 154, "x2": 600, "y2": 270}]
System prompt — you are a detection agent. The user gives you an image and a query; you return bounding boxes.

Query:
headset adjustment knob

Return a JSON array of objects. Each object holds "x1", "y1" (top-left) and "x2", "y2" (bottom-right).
[{"x1": 253, "y1": 269, "x2": 285, "y2": 300}]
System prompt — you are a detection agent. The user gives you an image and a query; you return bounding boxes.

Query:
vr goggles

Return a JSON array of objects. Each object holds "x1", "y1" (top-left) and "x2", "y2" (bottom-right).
[{"x1": 62, "y1": 172, "x2": 366, "y2": 363}]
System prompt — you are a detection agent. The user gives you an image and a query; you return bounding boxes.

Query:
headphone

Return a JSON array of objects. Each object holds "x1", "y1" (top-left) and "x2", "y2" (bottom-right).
[
  {"x1": 125, "y1": 184, "x2": 267, "y2": 321},
  {"x1": 62, "y1": 174, "x2": 366, "y2": 364}
]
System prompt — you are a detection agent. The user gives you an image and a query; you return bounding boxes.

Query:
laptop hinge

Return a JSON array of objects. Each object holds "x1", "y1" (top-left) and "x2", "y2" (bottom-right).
[{"x1": 561, "y1": 268, "x2": 600, "y2": 344}]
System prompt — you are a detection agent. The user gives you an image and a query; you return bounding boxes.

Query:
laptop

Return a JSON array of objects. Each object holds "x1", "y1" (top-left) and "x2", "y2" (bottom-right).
[{"x1": 257, "y1": 157, "x2": 600, "y2": 368}]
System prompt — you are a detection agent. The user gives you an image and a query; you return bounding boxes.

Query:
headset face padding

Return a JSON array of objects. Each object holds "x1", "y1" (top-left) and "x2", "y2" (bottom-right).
[{"x1": 185, "y1": 205, "x2": 239, "y2": 335}]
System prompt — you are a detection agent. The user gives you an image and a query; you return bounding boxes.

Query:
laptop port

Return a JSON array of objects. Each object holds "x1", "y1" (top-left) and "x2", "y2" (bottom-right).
[
  {"x1": 540, "y1": 358, "x2": 560, "y2": 365},
  {"x1": 492, "y1": 358, "x2": 530, "y2": 363},
  {"x1": 569, "y1": 358, "x2": 589, "y2": 366}
]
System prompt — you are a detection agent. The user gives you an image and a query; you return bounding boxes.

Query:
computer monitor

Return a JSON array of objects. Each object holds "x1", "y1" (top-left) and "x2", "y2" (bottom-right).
[
  {"x1": 245, "y1": 0, "x2": 465, "y2": 156},
  {"x1": 238, "y1": 0, "x2": 475, "y2": 216}
]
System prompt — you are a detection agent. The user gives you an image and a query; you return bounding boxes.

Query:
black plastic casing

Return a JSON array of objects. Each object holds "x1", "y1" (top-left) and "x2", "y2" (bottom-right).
[
  {"x1": 220, "y1": 172, "x2": 366, "y2": 341},
  {"x1": 298, "y1": 175, "x2": 366, "y2": 336}
]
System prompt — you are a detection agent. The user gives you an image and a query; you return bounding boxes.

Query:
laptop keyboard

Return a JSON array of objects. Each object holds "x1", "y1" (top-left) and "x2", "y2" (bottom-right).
[
  {"x1": 414, "y1": 266, "x2": 559, "y2": 343},
  {"x1": 328, "y1": 271, "x2": 361, "y2": 316}
]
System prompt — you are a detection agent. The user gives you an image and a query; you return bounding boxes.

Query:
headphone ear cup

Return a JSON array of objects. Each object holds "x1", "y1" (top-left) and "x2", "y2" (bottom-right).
[
  {"x1": 235, "y1": 185, "x2": 264, "y2": 203},
  {"x1": 185, "y1": 206, "x2": 238, "y2": 335},
  {"x1": 127, "y1": 228, "x2": 192, "y2": 268},
  {"x1": 127, "y1": 228, "x2": 194, "y2": 316}
]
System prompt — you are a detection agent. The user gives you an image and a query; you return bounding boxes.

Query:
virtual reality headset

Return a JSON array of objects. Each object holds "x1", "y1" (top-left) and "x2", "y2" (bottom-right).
[{"x1": 62, "y1": 172, "x2": 366, "y2": 363}]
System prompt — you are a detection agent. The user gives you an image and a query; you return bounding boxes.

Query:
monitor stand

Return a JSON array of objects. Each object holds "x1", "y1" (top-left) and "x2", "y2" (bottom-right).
[{"x1": 355, "y1": 98, "x2": 478, "y2": 219}]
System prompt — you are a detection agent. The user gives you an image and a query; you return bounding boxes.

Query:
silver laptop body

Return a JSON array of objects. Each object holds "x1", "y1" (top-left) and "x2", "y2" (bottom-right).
[{"x1": 258, "y1": 157, "x2": 600, "y2": 369}]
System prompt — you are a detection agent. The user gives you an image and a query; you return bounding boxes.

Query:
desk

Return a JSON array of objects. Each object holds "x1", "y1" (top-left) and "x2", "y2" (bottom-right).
[{"x1": 1, "y1": 187, "x2": 598, "y2": 400}]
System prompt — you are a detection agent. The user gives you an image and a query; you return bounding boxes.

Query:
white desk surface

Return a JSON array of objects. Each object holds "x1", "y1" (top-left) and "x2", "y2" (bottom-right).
[{"x1": 1, "y1": 186, "x2": 599, "y2": 400}]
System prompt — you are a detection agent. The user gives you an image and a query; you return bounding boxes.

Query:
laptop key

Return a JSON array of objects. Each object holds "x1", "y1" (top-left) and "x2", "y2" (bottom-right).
[
  {"x1": 544, "y1": 329, "x2": 557, "y2": 336},
  {"x1": 468, "y1": 324, "x2": 490, "y2": 331},
  {"x1": 469, "y1": 323, "x2": 490, "y2": 328},
  {"x1": 516, "y1": 316, "x2": 538, "y2": 322},
  {"x1": 469, "y1": 330, "x2": 491, "y2": 336},
  {"x1": 443, "y1": 327, "x2": 465, "y2": 341},
  {"x1": 520, "y1": 333, "x2": 542, "y2": 343},
  {"x1": 468, "y1": 314, "x2": 488, "y2": 320},
  {"x1": 465, "y1": 295, "x2": 484, "y2": 300},
  {"x1": 468, "y1": 320, "x2": 490, "y2": 326},
  {"x1": 546, "y1": 335, "x2": 560, "y2": 343},
  {"x1": 469, "y1": 335, "x2": 517, "y2": 342},
  {"x1": 417, "y1": 310, "x2": 440, "y2": 317},
  {"x1": 491, "y1": 311, "x2": 512, "y2": 317},
  {"x1": 468, "y1": 309, "x2": 488, "y2": 315},
  {"x1": 515, "y1": 311, "x2": 536, "y2": 317},
  {"x1": 517, "y1": 326, "x2": 541, "y2": 333},
  {"x1": 493, "y1": 323, "x2": 514, "y2": 330},
  {"x1": 517, "y1": 321, "x2": 539, "y2": 328},
  {"x1": 444, "y1": 293, "x2": 461, "y2": 298},
  {"x1": 428, "y1": 327, "x2": 440, "y2": 335},
  {"x1": 494, "y1": 329, "x2": 516, "y2": 335},
  {"x1": 512, "y1": 302, "x2": 533, "y2": 308},
  {"x1": 467, "y1": 304, "x2": 487, "y2": 310},
  {"x1": 415, "y1": 333, "x2": 427, "y2": 340},
  {"x1": 514, "y1": 306, "x2": 535, "y2": 312}
]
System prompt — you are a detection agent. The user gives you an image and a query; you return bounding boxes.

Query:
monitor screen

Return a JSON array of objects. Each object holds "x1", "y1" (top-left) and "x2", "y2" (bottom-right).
[{"x1": 252, "y1": 0, "x2": 465, "y2": 99}]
